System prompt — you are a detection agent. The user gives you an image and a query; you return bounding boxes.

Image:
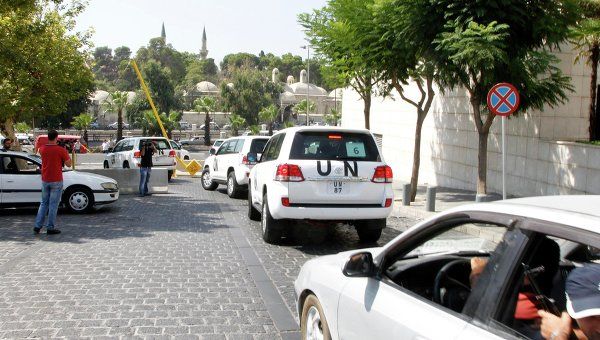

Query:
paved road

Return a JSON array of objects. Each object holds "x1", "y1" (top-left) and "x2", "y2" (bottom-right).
[{"x1": 0, "y1": 177, "x2": 418, "y2": 339}]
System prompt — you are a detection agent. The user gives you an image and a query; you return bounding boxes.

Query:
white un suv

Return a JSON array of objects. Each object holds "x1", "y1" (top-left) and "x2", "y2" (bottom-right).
[
  {"x1": 201, "y1": 136, "x2": 270, "y2": 198},
  {"x1": 103, "y1": 137, "x2": 177, "y2": 180},
  {"x1": 248, "y1": 127, "x2": 394, "y2": 244}
]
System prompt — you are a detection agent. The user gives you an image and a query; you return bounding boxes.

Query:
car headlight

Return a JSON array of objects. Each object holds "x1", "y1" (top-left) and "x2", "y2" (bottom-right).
[{"x1": 101, "y1": 182, "x2": 118, "y2": 191}]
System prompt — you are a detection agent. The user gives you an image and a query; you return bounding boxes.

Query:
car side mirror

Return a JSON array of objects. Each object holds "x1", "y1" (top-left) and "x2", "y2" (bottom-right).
[
  {"x1": 343, "y1": 252, "x2": 376, "y2": 277},
  {"x1": 209, "y1": 148, "x2": 216, "y2": 155}
]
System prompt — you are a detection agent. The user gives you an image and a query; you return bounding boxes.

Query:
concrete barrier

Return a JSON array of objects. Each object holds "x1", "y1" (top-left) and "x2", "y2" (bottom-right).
[{"x1": 79, "y1": 169, "x2": 169, "y2": 195}]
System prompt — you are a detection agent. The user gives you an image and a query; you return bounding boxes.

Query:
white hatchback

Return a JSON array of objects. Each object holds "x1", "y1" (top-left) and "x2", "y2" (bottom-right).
[
  {"x1": 103, "y1": 137, "x2": 177, "y2": 180},
  {"x1": 248, "y1": 127, "x2": 394, "y2": 244},
  {"x1": 0, "y1": 151, "x2": 119, "y2": 213},
  {"x1": 295, "y1": 196, "x2": 600, "y2": 340}
]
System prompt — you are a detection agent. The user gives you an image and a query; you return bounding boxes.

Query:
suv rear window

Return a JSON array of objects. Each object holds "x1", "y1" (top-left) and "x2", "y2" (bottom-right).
[
  {"x1": 250, "y1": 139, "x2": 268, "y2": 154},
  {"x1": 138, "y1": 139, "x2": 171, "y2": 150},
  {"x1": 290, "y1": 131, "x2": 380, "y2": 161}
]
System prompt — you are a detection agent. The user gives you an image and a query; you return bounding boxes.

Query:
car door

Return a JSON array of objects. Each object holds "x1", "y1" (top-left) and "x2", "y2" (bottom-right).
[
  {"x1": 212, "y1": 140, "x2": 231, "y2": 181},
  {"x1": 108, "y1": 141, "x2": 124, "y2": 167},
  {"x1": 1, "y1": 155, "x2": 42, "y2": 203},
  {"x1": 253, "y1": 134, "x2": 285, "y2": 206},
  {"x1": 337, "y1": 213, "x2": 522, "y2": 340}
]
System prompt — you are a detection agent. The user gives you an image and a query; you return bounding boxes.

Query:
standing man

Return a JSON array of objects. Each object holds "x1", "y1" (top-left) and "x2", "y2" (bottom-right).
[
  {"x1": 34, "y1": 130, "x2": 71, "y2": 235},
  {"x1": 1, "y1": 138, "x2": 12, "y2": 151},
  {"x1": 101, "y1": 140, "x2": 108, "y2": 153},
  {"x1": 139, "y1": 140, "x2": 155, "y2": 197}
]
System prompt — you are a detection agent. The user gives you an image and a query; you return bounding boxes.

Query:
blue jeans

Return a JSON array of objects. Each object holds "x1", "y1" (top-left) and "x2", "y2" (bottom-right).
[
  {"x1": 35, "y1": 181, "x2": 63, "y2": 230},
  {"x1": 139, "y1": 167, "x2": 151, "y2": 195}
]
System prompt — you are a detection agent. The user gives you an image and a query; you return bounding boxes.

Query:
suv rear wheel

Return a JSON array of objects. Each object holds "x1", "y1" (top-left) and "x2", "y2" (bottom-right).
[
  {"x1": 261, "y1": 193, "x2": 282, "y2": 244},
  {"x1": 248, "y1": 182, "x2": 261, "y2": 221},
  {"x1": 354, "y1": 219, "x2": 385, "y2": 243},
  {"x1": 227, "y1": 171, "x2": 243, "y2": 198}
]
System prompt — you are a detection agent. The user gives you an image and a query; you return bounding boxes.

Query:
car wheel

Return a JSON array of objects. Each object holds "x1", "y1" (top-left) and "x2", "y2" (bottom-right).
[
  {"x1": 123, "y1": 161, "x2": 130, "y2": 169},
  {"x1": 227, "y1": 171, "x2": 242, "y2": 198},
  {"x1": 184, "y1": 155, "x2": 189, "y2": 160},
  {"x1": 247, "y1": 182, "x2": 261, "y2": 221},
  {"x1": 301, "y1": 294, "x2": 332, "y2": 340},
  {"x1": 103, "y1": 161, "x2": 109, "y2": 169},
  {"x1": 261, "y1": 193, "x2": 282, "y2": 244},
  {"x1": 63, "y1": 186, "x2": 94, "y2": 213},
  {"x1": 201, "y1": 169, "x2": 218, "y2": 191}
]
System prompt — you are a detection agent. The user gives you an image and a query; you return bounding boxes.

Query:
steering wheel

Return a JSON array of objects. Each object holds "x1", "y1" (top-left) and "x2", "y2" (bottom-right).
[{"x1": 433, "y1": 258, "x2": 472, "y2": 311}]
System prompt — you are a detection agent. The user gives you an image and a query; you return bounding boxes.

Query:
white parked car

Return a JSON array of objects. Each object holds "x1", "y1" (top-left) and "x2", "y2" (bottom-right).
[
  {"x1": 294, "y1": 196, "x2": 600, "y2": 340},
  {"x1": 248, "y1": 127, "x2": 393, "y2": 243},
  {"x1": 0, "y1": 151, "x2": 119, "y2": 213},
  {"x1": 201, "y1": 136, "x2": 269, "y2": 198},
  {"x1": 169, "y1": 140, "x2": 190, "y2": 160},
  {"x1": 103, "y1": 137, "x2": 176, "y2": 180},
  {"x1": 209, "y1": 139, "x2": 225, "y2": 155}
]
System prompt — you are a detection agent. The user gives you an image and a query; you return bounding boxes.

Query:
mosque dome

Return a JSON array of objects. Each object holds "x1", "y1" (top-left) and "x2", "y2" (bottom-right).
[
  {"x1": 280, "y1": 91, "x2": 296, "y2": 103},
  {"x1": 288, "y1": 69, "x2": 328, "y2": 97},
  {"x1": 195, "y1": 81, "x2": 218, "y2": 93}
]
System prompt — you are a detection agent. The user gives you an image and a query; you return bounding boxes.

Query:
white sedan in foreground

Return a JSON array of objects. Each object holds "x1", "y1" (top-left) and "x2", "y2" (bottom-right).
[
  {"x1": 1, "y1": 151, "x2": 119, "y2": 213},
  {"x1": 295, "y1": 196, "x2": 600, "y2": 340}
]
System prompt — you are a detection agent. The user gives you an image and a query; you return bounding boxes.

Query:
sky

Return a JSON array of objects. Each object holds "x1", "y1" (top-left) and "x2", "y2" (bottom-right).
[{"x1": 75, "y1": 0, "x2": 328, "y2": 66}]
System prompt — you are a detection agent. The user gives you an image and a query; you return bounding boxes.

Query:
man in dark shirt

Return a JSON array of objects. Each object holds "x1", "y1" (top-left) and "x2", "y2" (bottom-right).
[
  {"x1": 1, "y1": 138, "x2": 13, "y2": 151},
  {"x1": 139, "y1": 140, "x2": 156, "y2": 197},
  {"x1": 34, "y1": 130, "x2": 72, "y2": 234}
]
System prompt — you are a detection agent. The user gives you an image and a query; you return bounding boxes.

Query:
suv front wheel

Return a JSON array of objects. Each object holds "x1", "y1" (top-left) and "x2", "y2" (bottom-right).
[{"x1": 201, "y1": 169, "x2": 218, "y2": 191}]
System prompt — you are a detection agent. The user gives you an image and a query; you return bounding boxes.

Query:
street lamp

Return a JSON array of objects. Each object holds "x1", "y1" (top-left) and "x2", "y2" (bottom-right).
[{"x1": 301, "y1": 45, "x2": 311, "y2": 125}]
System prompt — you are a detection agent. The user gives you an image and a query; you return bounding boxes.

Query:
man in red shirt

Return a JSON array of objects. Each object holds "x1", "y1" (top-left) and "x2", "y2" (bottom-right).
[{"x1": 34, "y1": 130, "x2": 72, "y2": 235}]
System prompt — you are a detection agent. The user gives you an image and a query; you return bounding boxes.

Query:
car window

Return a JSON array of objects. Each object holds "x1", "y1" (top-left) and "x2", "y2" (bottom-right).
[
  {"x1": 2, "y1": 156, "x2": 40, "y2": 174},
  {"x1": 138, "y1": 139, "x2": 171, "y2": 150},
  {"x1": 290, "y1": 131, "x2": 380, "y2": 161},
  {"x1": 383, "y1": 221, "x2": 509, "y2": 318},
  {"x1": 217, "y1": 141, "x2": 230, "y2": 155},
  {"x1": 214, "y1": 140, "x2": 223, "y2": 147},
  {"x1": 250, "y1": 139, "x2": 268, "y2": 154},
  {"x1": 234, "y1": 139, "x2": 245, "y2": 153},
  {"x1": 170, "y1": 141, "x2": 180, "y2": 150},
  {"x1": 226, "y1": 140, "x2": 238, "y2": 153},
  {"x1": 123, "y1": 139, "x2": 134, "y2": 151},
  {"x1": 487, "y1": 228, "x2": 600, "y2": 340},
  {"x1": 113, "y1": 141, "x2": 124, "y2": 152},
  {"x1": 263, "y1": 134, "x2": 285, "y2": 162}
]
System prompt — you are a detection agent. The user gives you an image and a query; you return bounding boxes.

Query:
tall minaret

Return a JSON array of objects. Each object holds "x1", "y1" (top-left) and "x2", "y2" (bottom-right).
[
  {"x1": 200, "y1": 26, "x2": 208, "y2": 60},
  {"x1": 161, "y1": 22, "x2": 166, "y2": 41}
]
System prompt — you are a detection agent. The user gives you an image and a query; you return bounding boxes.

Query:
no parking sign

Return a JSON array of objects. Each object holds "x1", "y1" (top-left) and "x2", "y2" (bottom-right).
[{"x1": 487, "y1": 83, "x2": 520, "y2": 116}]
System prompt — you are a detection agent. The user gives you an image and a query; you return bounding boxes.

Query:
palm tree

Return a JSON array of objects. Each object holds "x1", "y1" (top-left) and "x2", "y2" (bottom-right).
[
  {"x1": 283, "y1": 121, "x2": 295, "y2": 128},
  {"x1": 248, "y1": 125, "x2": 261, "y2": 135},
  {"x1": 193, "y1": 96, "x2": 217, "y2": 145},
  {"x1": 71, "y1": 113, "x2": 94, "y2": 144},
  {"x1": 103, "y1": 91, "x2": 129, "y2": 141},
  {"x1": 572, "y1": 1, "x2": 600, "y2": 140},
  {"x1": 141, "y1": 110, "x2": 181, "y2": 138},
  {"x1": 293, "y1": 99, "x2": 316, "y2": 123},
  {"x1": 229, "y1": 114, "x2": 246, "y2": 136},
  {"x1": 259, "y1": 105, "x2": 279, "y2": 136},
  {"x1": 324, "y1": 108, "x2": 341, "y2": 126}
]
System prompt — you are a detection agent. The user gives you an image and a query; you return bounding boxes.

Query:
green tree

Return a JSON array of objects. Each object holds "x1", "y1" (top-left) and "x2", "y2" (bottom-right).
[
  {"x1": 221, "y1": 53, "x2": 260, "y2": 76},
  {"x1": 324, "y1": 108, "x2": 341, "y2": 126},
  {"x1": 14, "y1": 122, "x2": 31, "y2": 133},
  {"x1": 228, "y1": 114, "x2": 246, "y2": 136},
  {"x1": 0, "y1": 1, "x2": 94, "y2": 141},
  {"x1": 103, "y1": 91, "x2": 129, "y2": 140},
  {"x1": 293, "y1": 99, "x2": 316, "y2": 121},
  {"x1": 248, "y1": 125, "x2": 260, "y2": 135},
  {"x1": 194, "y1": 96, "x2": 217, "y2": 145},
  {"x1": 572, "y1": 0, "x2": 600, "y2": 140},
  {"x1": 71, "y1": 113, "x2": 93, "y2": 143},
  {"x1": 220, "y1": 68, "x2": 282, "y2": 125},
  {"x1": 137, "y1": 37, "x2": 187, "y2": 85},
  {"x1": 419, "y1": 0, "x2": 578, "y2": 195},
  {"x1": 92, "y1": 46, "x2": 117, "y2": 83},
  {"x1": 299, "y1": 0, "x2": 380, "y2": 129},
  {"x1": 141, "y1": 110, "x2": 181, "y2": 138},
  {"x1": 259, "y1": 105, "x2": 279, "y2": 135},
  {"x1": 143, "y1": 60, "x2": 180, "y2": 114}
]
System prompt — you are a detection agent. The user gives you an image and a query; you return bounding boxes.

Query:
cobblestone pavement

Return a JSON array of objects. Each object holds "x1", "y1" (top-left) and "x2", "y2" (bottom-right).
[{"x1": 0, "y1": 177, "x2": 419, "y2": 339}]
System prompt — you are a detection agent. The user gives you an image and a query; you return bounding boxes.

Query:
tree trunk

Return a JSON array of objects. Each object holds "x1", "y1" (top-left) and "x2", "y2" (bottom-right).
[
  {"x1": 477, "y1": 128, "x2": 490, "y2": 195},
  {"x1": 1, "y1": 117, "x2": 18, "y2": 150},
  {"x1": 589, "y1": 43, "x2": 599, "y2": 141},
  {"x1": 410, "y1": 112, "x2": 426, "y2": 201},
  {"x1": 363, "y1": 95, "x2": 371, "y2": 130},
  {"x1": 268, "y1": 123, "x2": 273, "y2": 136},
  {"x1": 117, "y1": 109, "x2": 123, "y2": 141},
  {"x1": 204, "y1": 112, "x2": 211, "y2": 146},
  {"x1": 83, "y1": 129, "x2": 88, "y2": 144}
]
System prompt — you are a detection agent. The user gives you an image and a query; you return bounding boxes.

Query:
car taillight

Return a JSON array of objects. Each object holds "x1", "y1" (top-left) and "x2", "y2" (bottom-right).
[
  {"x1": 372, "y1": 165, "x2": 393, "y2": 183},
  {"x1": 384, "y1": 198, "x2": 392, "y2": 207},
  {"x1": 275, "y1": 164, "x2": 304, "y2": 182},
  {"x1": 134, "y1": 151, "x2": 141, "y2": 158},
  {"x1": 242, "y1": 154, "x2": 257, "y2": 165},
  {"x1": 281, "y1": 197, "x2": 290, "y2": 207},
  {"x1": 169, "y1": 150, "x2": 176, "y2": 157}
]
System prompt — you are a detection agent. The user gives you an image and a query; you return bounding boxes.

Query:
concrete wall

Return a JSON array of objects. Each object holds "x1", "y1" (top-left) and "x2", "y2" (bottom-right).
[
  {"x1": 341, "y1": 44, "x2": 600, "y2": 196},
  {"x1": 79, "y1": 169, "x2": 169, "y2": 195}
]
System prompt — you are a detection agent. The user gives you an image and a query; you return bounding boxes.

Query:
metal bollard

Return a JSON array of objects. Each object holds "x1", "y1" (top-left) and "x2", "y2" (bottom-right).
[
  {"x1": 426, "y1": 186, "x2": 436, "y2": 212},
  {"x1": 402, "y1": 183, "x2": 411, "y2": 206}
]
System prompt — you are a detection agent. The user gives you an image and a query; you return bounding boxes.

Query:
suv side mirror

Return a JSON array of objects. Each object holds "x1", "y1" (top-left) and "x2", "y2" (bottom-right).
[
  {"x1": 343, "y1": 252, "x2": 376, "y2": 277},
  {"x1": 209, "y1": 148, "x2": 216, "y2": 155}
]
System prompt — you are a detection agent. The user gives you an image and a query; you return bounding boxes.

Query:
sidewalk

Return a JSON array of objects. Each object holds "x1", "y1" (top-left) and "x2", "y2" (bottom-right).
[{"x1": 392, "y1": 183, "x2": 503, "y2": 219}]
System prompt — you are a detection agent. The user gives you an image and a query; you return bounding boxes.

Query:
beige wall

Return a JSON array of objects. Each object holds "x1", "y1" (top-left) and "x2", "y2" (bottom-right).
[{"x1": 341, "y1": 45, "x2": 600, "y2": 196}]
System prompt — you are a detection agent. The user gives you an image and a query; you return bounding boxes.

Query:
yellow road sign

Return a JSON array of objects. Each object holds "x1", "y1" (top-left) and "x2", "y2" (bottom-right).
[{"x1": 185, "y1": 159, "x2": 202, "y2": 176}]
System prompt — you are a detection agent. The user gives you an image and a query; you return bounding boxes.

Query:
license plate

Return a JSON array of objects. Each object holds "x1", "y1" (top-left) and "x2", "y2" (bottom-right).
[{"x1": 329, "y1": 181, "x2": 345, "y2": 194}]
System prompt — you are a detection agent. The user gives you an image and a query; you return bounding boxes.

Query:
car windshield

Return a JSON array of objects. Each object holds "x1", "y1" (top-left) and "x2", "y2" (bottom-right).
[{"x1": 289, "y1": 131, "x2": 381, "y2": 161}]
